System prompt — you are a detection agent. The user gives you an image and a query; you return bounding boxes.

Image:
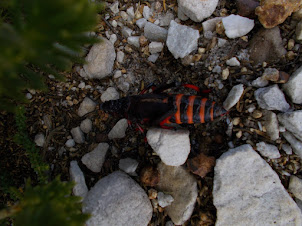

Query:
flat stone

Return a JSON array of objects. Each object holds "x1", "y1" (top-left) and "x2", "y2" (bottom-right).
[
  {"x1": 119, "y1": 158, "x2": 139, "y2": 176},
  {"x1": 108, "y1": 118, "x2": 128, "y2": 139},
  {"x1": 101, "y1": 87, "x2": 119, "y2": 102},
  {"x1": 278, "y1": 111, "x2": 302, "y2": 141},
  {"x1": 80, "y1": 118, "x2": 92, "y2": 134},
  {"x1": 34, "y1": 133, "x2": 45, "y2": 147},
  {"x1": 71, "y1": 127, "x2": 85, "y2": 144},
  {"x1": 222, "y1": 14, "x2": 254, "y2": 39},
  {"x1": 282, "y1": 131, "x2": 302, "y2": 159},
  {"x1": 144, "y1": 22, "x2": 168, "y2": 42},
  {"x1": 178, "y1": 0, "x2": 219, "y2": 22},
  {"x1": 256, "y1": 142, "x2": 280, "y2": 159},
  {"x1": 156, "y1": 162, "x2": 198, "y2": 225},
  {"x1": 83, "y1": 38, "x2": 116, "y2": 79},
  {"x1": 254, "y1": 85, "x2": 289, "y2": 112},
  {"x1": 70, "y1": 161, "x2": 88, "y2": 199},
  {"x1": 149, "y1": 42, "x2": 164, "y2": 54},
  {"x1": 81, "y1": 143, "x2": 109, "y2": 173},
  {"x1": 263, "y1": 111, "x2": 279, "y2": 141},
  {"x1": 166, "y1": 20, "x2": 200, "y2": 59},
  {"x1": 223, "y1": 84, "x2": 244, "y2": 110},
  {"x1": 146, "y1": 128, "x2": 190, "y2": 166},
  {"x1": 83, "y1": 171, "x2": 152, "y2": 226},
  {"x1": 213, "y1": 144, "x2": 302, "y2": 225},
  {"x1": 283, "y1": 65, "x2": 302, "y2": 104},
  {"x1": 77, "y1": 97, "x2": 96, "y2": 117}
]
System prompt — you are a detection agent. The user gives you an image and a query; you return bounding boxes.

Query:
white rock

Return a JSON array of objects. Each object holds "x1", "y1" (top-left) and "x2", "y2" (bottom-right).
[
  {"x1": 213, "y1": 144, "x2": 302, "y2": 226},
  {"x1": 226, "y1": 57, "x2": 240, "y2": 66},
  {"x1": 81, "y1": 143, "x2": 109, "y2": 173},
  {"x1": 282, "y1": 131, "x2": 302, "y2": 159},
  {"x1": 178, "y1": 0, "x2": 219, "y2": 22},
  {"x1": 157, "y1": 192, "x2": 174, "y2": 208},
  {"x1": 202, "y1": 17, "x2": 223, "y2": 34},
  {"x1": 80, "y1": 118, "x2": 92, "y2": 134},
  {"x1": 108, "y1": 118, "x2": 128, "y2": 139},
  {"x1": 148, "y1": 53, "x2": 159, "y2": 63},
  {"x1": 101, "y1": 87, "x2": 119, "y2": 102},
  {"x1": 217, "y1": 38, "x2": 227, "y2": 47},
  {"x1": 77, "y1": 97, "x2": 96, "y2": 117},
  {"x1": 119, "y1": 158, "x2": 139, "y2": 176},
  {"x1": 252, "y1": 76, "x2": 269, "y2": 88},
  {"x1": 143, "y1": 6, "x2": 151, "y2": 19},
  {"x1": 159, "y1": 12, "x2": 174, "y2": 27},
  {"x1": 111, "y1": 20, "x2": 117, "y2": 28},
  {"x1": 113, "y1": 70, "x2": 122, "y2": 79},
  {"x1": 34, "y1": 133, "x2": 45, "y2": 147},
  {"x1": 166, "y1": 20, "x2": 200, "y2": 59},
  {"x1": 156, "y1": 162, "x2": 197, "y2": 225},
  {"x1": 120, "y1": 11, "x2": 129, "y2": 21},
  {"x1": 83, "y1": 38, "x2": 116, "y2": 79},
  {"x1": 83, "y1": 171, "x2": 152, "y2": 226},
  {"x1": 289, "y1": 176, "x2": 302, "y2": 200},
  {"x1": 254, "y1": 85, "x2": 289, "y2": 112},
  {"x1": 122, "y1": 27, "x2": 133, "y2": 38},
  {"x1": 283, "y1": 65, "x2": 302, "y2": 104},
  {"x1": 26, "y1": 93, "x2": 32, "y2": 99},
  {"x1": 109, "y1": 2, "x2": 119, "y2": 14},
  {"x1": 282, "y1": 144, "x2": 293, "y2": 155},
  {"x1": 149, "y1": 42, "x2": 164, "y2": 54},
  {"x1": 127, "y1": 36, "x2": 140, "y2": 48},
  {"x1": 223, "y1": 84, "x2": 244, "y2": 110},
  {"x1": 65, "y1": 139, "x2": 75, "y2": 147},
  {"x1": 78, "y1": 82, "x2": 85, "y2": 89},
  {"x1": 264, "y1": 111, "x2": 279, "y2": 141},
  {"x1": 70, "y1": 161, "x2": 88, "y2": 199},
  {"x1": 109, "y1": 34, "x2": 117, "y2": 44},
  {"x1": 144, "y1": 22, "x2": 168, "y2": 42},
  {"x1": 146, "y1": 128, "x2": 190, "y2": 166},
  {"x1": 126, "y1": 6, "x2": 134, "y2": 19},
  {"x1": 278, "y1": 110, "x2": 302, "y2": 141},
  {"x1": 256, "y1": 142, "x2": 280, "y2": 159},
  {"x1": 136, "y1": 18, "x2": 147, "y2": 29},
  {"x1": 71, "y1": 126, "x2": 85, "y2": 144},
  {"x1": 222, "y1": 14, "x2": 254, "y2": 39},
  {"x1": 116, "y1": 51, "x2": 125, "y2": 63}
]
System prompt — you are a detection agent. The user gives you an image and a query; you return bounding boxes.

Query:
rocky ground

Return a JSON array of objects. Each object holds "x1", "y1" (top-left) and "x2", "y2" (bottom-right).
[{"x1": 2, "y1": 0, "x2": 302, "y2": 225}]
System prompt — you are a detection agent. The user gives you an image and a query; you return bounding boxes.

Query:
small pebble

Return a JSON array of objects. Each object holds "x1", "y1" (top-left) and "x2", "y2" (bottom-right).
[
  {"x1": 222, "y1": 68, "x2": 230, "y2": 80},
  {"x1": 65, "y1": 139, "x2": 75, "y2": 147},
  {"x1": 252, "y1": 110, "x2": 263, "y2": 119}
]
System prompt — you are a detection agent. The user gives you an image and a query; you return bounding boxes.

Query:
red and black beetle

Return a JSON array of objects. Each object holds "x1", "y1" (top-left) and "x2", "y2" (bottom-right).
[{"x1": 100, "y1": 82, "x2": 227, "y2": 129}]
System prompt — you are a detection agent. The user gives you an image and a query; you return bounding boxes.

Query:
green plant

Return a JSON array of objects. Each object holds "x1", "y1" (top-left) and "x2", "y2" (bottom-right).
[
  {"x1": 0, "y1": 176, "x2": 90, "y2": 226},
  {"x1": 0, "y1": 0, "x2": 102, "y2": 111}
]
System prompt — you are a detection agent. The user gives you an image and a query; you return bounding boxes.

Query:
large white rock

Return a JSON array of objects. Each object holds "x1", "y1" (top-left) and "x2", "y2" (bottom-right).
[
  {"x1": 254, "y1": 85, "x2": 290, "y2": 112},
  {"x1": 222, "y1": 14, "x2": 254, "y2": 39},
  {"x1": 77, "y1": 97, "x2": 96, "y2": 117},
  {"x1": 283, "y1": 66, "x2": 302, "y2": 104},
  {"x1": 177, "y1": 0, "x2": 219, "y2": 22},
  {"x1": 81, "y1": 143, "x2": 109, "y2": 173},
  {"x1": 223, "y1": 84, "x2": 244, "y2": 110},
  {"x1": 69, "y1": 161, "x2": 88, "y2": 199},
  {"x1": 156, "y1": 162, "x2": 197, "y2": 225},
  {"x1": 83, "y1": 171, "x2": 152, "y2": 226},
  {"x1": 166, "y1": 20, "x2": 200, "y2": 59},
  {"x1": 108, "y1": 118, "x2": 128, "y2": 139},
  {"x1": 146, "y1": 128, "x2": 190, "y2": 166},
  {"x1": 213, "y1": 144, "x2": 302, "y2": 225},
  {"x1": 278, "y1": 111, "x2": 302, "y2": 141},
  {"x1": 83, "y1": 38, "x2": 116, "y2": 79}
]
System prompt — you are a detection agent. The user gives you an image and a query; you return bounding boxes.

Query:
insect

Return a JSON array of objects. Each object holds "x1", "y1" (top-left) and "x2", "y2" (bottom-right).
[{"x1": 101, "y1": 82, "x2": 227, "y2": 129}]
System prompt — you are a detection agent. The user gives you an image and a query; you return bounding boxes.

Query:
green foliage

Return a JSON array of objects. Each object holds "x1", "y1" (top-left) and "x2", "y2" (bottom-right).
[
  {"x1": 0, "y1": 0, "x2": 102, "y2": 111},
  {"x1": 14, "y1": 106, "x2": 49, "y2": 184}
]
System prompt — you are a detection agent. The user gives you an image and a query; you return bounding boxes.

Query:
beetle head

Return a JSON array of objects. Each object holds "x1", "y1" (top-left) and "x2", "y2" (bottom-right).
[{"x1": 100, "y1": 97, "x2": 129, "y2": 114}]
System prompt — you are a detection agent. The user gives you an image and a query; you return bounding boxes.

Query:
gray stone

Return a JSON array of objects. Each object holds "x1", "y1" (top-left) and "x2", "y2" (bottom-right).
[
  {"x1": 264, "y1": 111, "x2": 279, "y2": 141},
  {"x1": 34, "y1": 133, "x2": 45, "y2": 147},
  {"x1": 83, "y1": 38, "x2": 116, "y2": 79},
  {"x1": 122, "y1": 27, "x2": 133, "y2": 38},
  {"x1": 213, "y1": 144, "x2": 302, "y2": 226},
  {"x1": 159, "y1": 12, "x2": 174, "y2": 27},
  {"x1": 256, "y1": 142, "x2": 280, "y2": 159},
  {"x1": 119, "y1": 158, "x2": 139, "y2": 176},
  {"x1": 109, "y1": 2, "x2": 119, "y2": 14},
  {"x1": 143, "y1": 6, "x2": 151, "y2": 19},
  {"x1": 278, "y1": 111, "x2": 302, "y2": 141},
  {"x1": 254, "y1": 85, "x2": 289, "y2": 112},
  {"x1": 81, "y1": 143, "x2": 109, "y2": 173},
  {"x1": 116, "y1": 51, "x2": 125, "y2": 63},
  {"x1": 157, "y1": 192, "x2": 174, "y2": 208},
  {"x1": 177, "y1": 7, "x2": 189, "y2": 21},
  {"x1": 177, "y1": 0, "x2": 219, "y2": 22},
  {"x1": 222, "y1": 14, "x2": 254, "y2": 39},
  {"x1": 146, "y1": 128, "x2": 190, "y2": 166},
  {"x1": 78, "y1": 97, "x2": 96, "y2": 117},
  {"x1": 252, "y1": 76, "x2": 269, "y2": 87},
  {"x1": 70, "y1": 161, "x2": 88, "y2": 199},
  {"x1": 126, "y1": 7, "x2": 134, "y2": 19},
  {"x1": 156, "y1": 162, "x2": 197, "y2": 225},
  {"x1": 149, "y1": 42, "x2": 164, "y2": 54},
  {"x1": 202, "y1": 17, "x2": 223, "y2": 34},
  {"x1": 166, "y1": 20, "x2": 200, "y2": 59},
  {"x1": 136, "y1": 18, "x2": 147, "y2": 29},
  {"x1": 127, "y1": 36, "x2": 140, "y2": 48},
  {"x1": 223, "y1": 84, "x2": 244, "y2": 110},
  {"x1": 144, "y1": 22, "x2": 168, "y2": 42},
  {"x1": 148, "y1": 53, "x2": 159, "y2": 63},
  {"x1": 226, "y1": 57, "x2": 240, "y2": 66},
  {"x1": 65, "y1": 139, "x2": 75, "y2": 147},
  {"x1": 283, "y1": 66, "x2": 302, "y2": 104},
  {"x1": 83, "y1": 171, "x2": 152, "y2": 226},
  {"x1": 282, "y1": 144, "x2": 293, "y2": 155},
  {"x1": 108, "y1": 118, "x2": 128, "y2": 139},
  {"x1": 71, "y1": 127, "x2": 85, "y2": 144},
  {"x1": 80, "y1": 118, "x2": 92, "y2": 134},
  {"x1": 101, "y1": 87, "x2": 119, "y2": 102},
  {"x1": 289, "y1": 176, "x2": 302, "y2": 200},
  {"x1": 282, "y1": 131, "x2": 302, "y2": 159}
]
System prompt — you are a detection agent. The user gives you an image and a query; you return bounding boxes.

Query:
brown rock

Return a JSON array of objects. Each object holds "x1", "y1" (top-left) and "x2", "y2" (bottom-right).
[
  {"x1": 140, "y1": 166, "x2": 160, "y2": 187},
  {"x1": 249, "y1": 27, "x2": 287, "y2": 65},
  {"x1": 236, "y1": 0, "x2": 260, "y2": 18},
  {"x1": 255, "y1": 0, "x2": 302, "y2": 28},
  {"x1": 187, "y1": 153, "x2": 216, "y2": 178}
]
